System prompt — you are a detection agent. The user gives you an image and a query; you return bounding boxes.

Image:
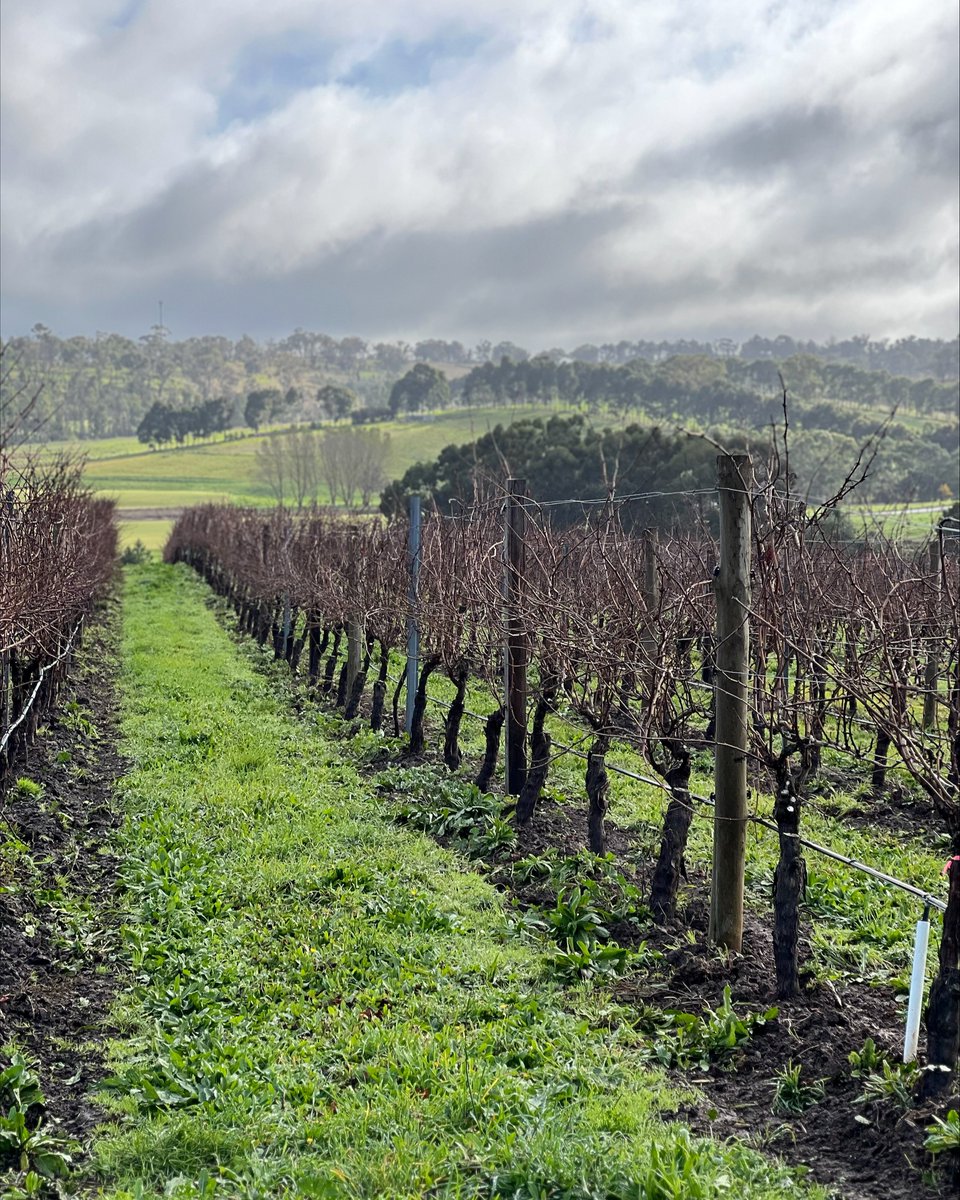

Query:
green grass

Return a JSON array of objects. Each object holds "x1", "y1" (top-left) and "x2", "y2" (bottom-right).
[
  {"x1": 846, "y1": 500, "x2": 950, "y2": 541},
  {"x1": 93, "y1": 563, "x2": 823, "y2": 1199},
  {"x1": 21, "y1": 433, "x2": 147, "y2": 460},
  {"x1": 29, "y1": 405, "x2": 576, "y2": 512},
  {"x1": 84, "y1": 438, "x2": 276, "y2": 508},
  {"x1": 118, "y1": 519, "x2": 175, "y2": 553}
]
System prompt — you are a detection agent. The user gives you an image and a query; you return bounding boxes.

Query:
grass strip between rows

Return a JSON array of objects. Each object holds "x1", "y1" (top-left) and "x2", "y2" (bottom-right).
[{"x1": 94, "y1": 563, "x2": 826, "y2": 1199}]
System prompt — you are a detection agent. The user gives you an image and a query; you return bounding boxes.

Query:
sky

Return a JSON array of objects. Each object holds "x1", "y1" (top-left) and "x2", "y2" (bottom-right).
[{"x1": 1, "y1": 0, "x2": 957, "y2": 347}]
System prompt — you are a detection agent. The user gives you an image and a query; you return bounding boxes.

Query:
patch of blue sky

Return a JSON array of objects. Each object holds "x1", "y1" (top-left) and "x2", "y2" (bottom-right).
[
  {"x1": 569, "y1": 9, "x2": 614, "y2": 43},
  {"x1": 341, "y1": 31, "x2": 487, "y2": 96},
  {"x1": 216, "y1": 35, "x2": 339, "y2": 128},
  {"x1": 691, "y1": 44, "x2": 742, "y2": 80},
  {"x1": 108, "y1": 0, "x2": 147, "y2": 30}
]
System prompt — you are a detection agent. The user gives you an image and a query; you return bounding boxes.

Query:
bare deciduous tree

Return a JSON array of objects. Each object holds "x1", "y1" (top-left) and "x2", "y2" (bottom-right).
[
  {"x1": 254, "y1": 428, "x2": 319, "y2": 509},
  {"x1": 319, "y1": 428, "x2": 390, "y2": 508}
]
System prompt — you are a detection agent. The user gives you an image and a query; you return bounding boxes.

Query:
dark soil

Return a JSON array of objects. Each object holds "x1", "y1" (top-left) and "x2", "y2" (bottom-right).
[
  {"x1": 391, "y1": 749, "x2": 957, "y2": 1199},
  {"x1": 623, "y1": 907, "x2": 958, "y2": 1200},
  {"x1": 502, "y1": 794, "x2": 957, "y2": 1200},
  {"x1": 0, "y1": 600, "x2": 125, "y2": 1150},
  {"x1": 803, "y1": 761, "x2": 942, "y2": 842}
]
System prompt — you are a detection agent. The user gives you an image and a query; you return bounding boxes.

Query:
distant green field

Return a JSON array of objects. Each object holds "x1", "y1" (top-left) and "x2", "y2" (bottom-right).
[
  {"x1": 22, "y1": 404, "x2": 950, "y2": 543},
  {"x1": 48, "y1": 405, "x2": 575, "y2": 512},
  {"x1": 847, "y1": 501, "x2": 949, "y2": 541},
  {"x1": 118, "y1": 517, "x2": 175, "y2": 552}
]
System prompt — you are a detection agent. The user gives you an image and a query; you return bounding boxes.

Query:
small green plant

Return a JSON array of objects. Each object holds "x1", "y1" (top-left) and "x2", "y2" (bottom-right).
[
  {"x1": 847, "y1": 1036, "x2": 882, "y2": 1076},
  {"x1": 387, "y1": 772, "x2": 518, "y2": 861},
  {"x1": 13, "y1": 778, "x2": 43, "y2": 799},
  {"x1": 545, "y1": 887, "x2": 612, "y2": 948},
  {"x1": 0, "y1": 1055, "x2": 73, "y2": 1182},
  {"x1": 61, "y1": 701, "x2": 96, "y2": 738},
  {"x1": 923, "y1": 1109, "x2": 960, "y2": 1156},
  {"x1": 639, "y1": 987, "x2": 778, "y2": 1071},
  {"x1": 54, "y1": 750, "x2": 71, "y2": 765},
  {"x1": 121, "y1": 539, "x2": 152, "y2": 565},
  {"x1": 773, "y1": 1060, "x2": 826, "y2": 1114},
  {"x1": 548, "y1": 939, "x2": 631, "y2": 983},
  {"x1": 510, "y1": 853, "x2": 555, "y2": 884},
  {"x1": 855, "y1": 1059, "x2": 919, "y2": 1108},
  {"x1": 0, "y1": 1109, "x2": 73, "y2": 1179},
  {"x1": 0, "y1": 1055, "x2": 44, "y2": 1114},
  {"x1": 467, "y1": 815, "x2": 517, "y2": 858}
]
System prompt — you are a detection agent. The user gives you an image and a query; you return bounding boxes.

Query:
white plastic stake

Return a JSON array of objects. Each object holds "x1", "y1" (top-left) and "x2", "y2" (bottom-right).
[{"x1": 903, "y1": 905, "x2": 931, "y2": 1063}]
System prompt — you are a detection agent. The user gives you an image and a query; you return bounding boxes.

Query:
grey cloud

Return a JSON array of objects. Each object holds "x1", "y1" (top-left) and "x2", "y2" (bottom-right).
[
  {"x1": 1, "y1": 0, "x2": 957, "y2": 344},
  {"x1": 699, "y1": 107, "x2": 853, "y2": 178}
]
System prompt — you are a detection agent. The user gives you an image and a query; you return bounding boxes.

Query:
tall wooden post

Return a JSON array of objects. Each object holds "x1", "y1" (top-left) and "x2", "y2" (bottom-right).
[
  {"x1": 922, "y1": 533, "x2": 942, "y2": 730},
  {"x1": 0, "y1": 490, "x2": 13, "y2": 790},
  {"x1": 710, "y1": 454, "x2": 753, "y2": 953},
  {"x1": 504, "y1": 479, "x2": 528, "y2": 795},
  {"x1": 641, "y1": 530, "x2": 658, "y2": 700},
  {"x1": 405, "y1": 496, "x2": 422, "y2": 736}
]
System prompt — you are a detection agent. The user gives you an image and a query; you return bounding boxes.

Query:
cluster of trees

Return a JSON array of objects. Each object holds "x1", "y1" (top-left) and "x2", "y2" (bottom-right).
[
  {"x1": 283, "y1": 329, "x2": 960, "y2": 377},
  {"x1": 380, "y1": 408, "x2": 958, "y2": 517},
  {"x1": 254, "y1": 427, "x2": 390, "y2": 509},
  {"x1": 136, "y1": 397, "x2": 235, "y2": 447},
  {"x1": 457, "y1": 353, "x2": 959, "y2": 417},
  {"x1": 381, "y1": 415, "x2": 727, "y2": 526},
  {"x1": 387, "y1": 363, "x2": 450, "y2": 416},
  {"x1": 3, "y1": 323, "x2": 955, "y2": 444}
]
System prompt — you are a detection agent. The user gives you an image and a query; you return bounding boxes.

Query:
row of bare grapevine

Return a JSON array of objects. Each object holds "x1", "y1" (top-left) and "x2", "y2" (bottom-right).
[
  {"x1": 0, "y1": 451, "x2": 118, "y2": 789},
  {"x1": 166, "y1": 490, "x2": 958, "y2": 1089}
]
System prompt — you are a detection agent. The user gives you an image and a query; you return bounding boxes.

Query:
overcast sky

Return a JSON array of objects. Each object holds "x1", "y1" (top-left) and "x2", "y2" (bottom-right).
[{"x1": 1, "y1": 0, "x2": 957, "y2": 347}]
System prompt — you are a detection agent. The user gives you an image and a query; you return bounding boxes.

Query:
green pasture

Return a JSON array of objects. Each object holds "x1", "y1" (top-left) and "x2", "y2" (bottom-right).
[
  {"x1": 117, "y1": 518, "x2": 175, "y2": 553},
  {"x1": 847, "y1": 501, "x2": 950, "y2": 542},
  {"x1": 61, "y1": 405, "x2": 571, "y2": 512},
  {"x1": 22, "y1": 434, "x2": 146, "y2": 460}
]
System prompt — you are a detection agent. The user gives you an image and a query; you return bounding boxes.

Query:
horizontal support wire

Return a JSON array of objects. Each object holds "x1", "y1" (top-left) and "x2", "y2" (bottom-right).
[
  {"x1": 383, "y1": 668, "x2": 947, "y2": 913},
  {"x1": 0, "y1": 622, "x2": 82, "y2": 755},
  {"x1": 441, "y1": 481, "x2": 955, "y2": 520}
]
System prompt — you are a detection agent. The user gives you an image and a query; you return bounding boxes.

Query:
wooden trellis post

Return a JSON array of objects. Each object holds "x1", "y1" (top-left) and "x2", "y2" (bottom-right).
[
  {"x1": 922, "y1": 532, "x2": 942, "y2": 730},
  {"x1": 504, "y1": 479, "x2": 528, "y2": 795},
  {"x1": 710, "y1": 453, "x2": 753, "y2": 953}
]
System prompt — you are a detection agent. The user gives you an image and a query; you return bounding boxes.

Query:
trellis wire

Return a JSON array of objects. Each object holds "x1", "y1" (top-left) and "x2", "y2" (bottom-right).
[
  {"x1": 381, "y1": 667, "x2": 947, "y2": 912},
  {"x1": 0, "y1": 621, "x2": 82, "y2": 756}
]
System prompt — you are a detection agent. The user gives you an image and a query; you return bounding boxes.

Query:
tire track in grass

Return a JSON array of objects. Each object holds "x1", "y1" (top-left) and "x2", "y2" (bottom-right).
[{"x1": 92, "y1": 562, "x2": 828, "y2": 1199}]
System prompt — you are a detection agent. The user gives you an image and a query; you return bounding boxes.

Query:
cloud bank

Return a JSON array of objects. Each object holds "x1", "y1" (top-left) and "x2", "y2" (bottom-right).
[{"x1": 1, "y1": 0, "x2": 957, "y2": 344}]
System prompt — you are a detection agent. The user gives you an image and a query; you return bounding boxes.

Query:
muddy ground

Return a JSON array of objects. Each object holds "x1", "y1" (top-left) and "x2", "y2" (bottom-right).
[{"x1": 0, "y1": 601, "x2": 124, "y2": 1151}]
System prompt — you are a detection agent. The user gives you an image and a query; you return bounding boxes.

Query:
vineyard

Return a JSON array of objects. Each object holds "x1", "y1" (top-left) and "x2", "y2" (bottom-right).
[
  {"x1": 2, "y1": 437, "x2": 959, "y2": 1197},
  {"x1": 166, "y1": 454, "x2": 960, "y2": 1088}
]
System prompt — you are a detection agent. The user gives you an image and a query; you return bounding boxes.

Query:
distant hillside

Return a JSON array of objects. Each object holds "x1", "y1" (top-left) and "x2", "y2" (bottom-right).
[{"x1": 2, "y1": 326, "x2": 956, "y2": 442}]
